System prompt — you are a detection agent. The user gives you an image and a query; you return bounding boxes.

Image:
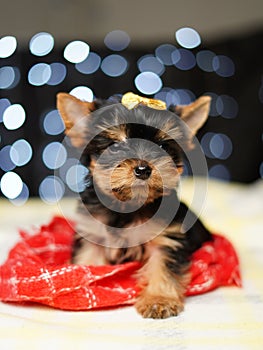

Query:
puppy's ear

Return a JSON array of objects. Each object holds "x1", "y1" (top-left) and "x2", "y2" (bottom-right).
[
  {"x1": 175, "y1": 96, "x2": 211, "y2": 137},
  {"x1": 56, "y1": 93, "x2": 96, "y2": 147}
]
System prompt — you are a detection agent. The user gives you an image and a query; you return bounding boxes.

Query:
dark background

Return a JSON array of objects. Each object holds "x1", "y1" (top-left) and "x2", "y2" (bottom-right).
[{"x1": 0, "y1": 0, "x2": 263, "y2": 202}]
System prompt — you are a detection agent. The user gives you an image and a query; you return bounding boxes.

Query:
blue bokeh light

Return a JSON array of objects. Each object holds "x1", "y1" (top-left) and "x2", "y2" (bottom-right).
[
  {"x1": 0, "y1": 98, "x2": 11, "y2": 122},
  {"x1": 75, "y1": 52, "x2": 101, "y2": 74},
  {"x1": 137, "y1": 55, "x2": 165, "y2": 76},
  {"x1": 42, "y1": 142, "x2": 67, "y2": 170},
  {"x1": 0, "y1": 146, "x2": 16, "y2": 172},
  {"x1": 43, "y1": 110, "x2": 65, "y2": 135},
  {"x1": 216, "y1": 95, "x2": 238, "y2": 119},
  {"x1": 155, "y1": 44, "x2": 177, "y2": 66},
  {"x1": 9, "y1": 182, "x2": 29, "y2": 206},
  {"x1": 196, "y1": 50, "x2": 216, "y2": 72},
  {"x1": 213, "y1": 55, "x2": 235, "y2": 77},
  {"x1": 10, "y1": 139, "x2": 33, "y2": 167},
  {"x1": 0, "y1": 66, "x2": 20, "y2": 89},
  {"x1": 47, "y1": 63, "x2": 67, "y2": 86},
  {"x1": 209, "y1": 164, "x2": 231, "y2": 181},
  {"x1": 66, "y1": 164, "x2": 89, "y2": 192},
  {"x1": 104, "y1": 30, "x2": 130, "y2": 51},
  {"x1": 172, "y1": 49, "x2": 196, "y2": 70},
  {"x1": 101, "y1": 55, "x2": 128, "y2": 77},
  {"x1": 39, "y1": 176, "x2": 65, "y2": 204}
]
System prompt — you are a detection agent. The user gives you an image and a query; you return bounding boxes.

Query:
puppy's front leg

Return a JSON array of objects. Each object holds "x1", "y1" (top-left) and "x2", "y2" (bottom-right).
[
  {"x1": 135, "y1": 235, "x2": 190, "y2": 319},
  {"x1": 72, "y1": 234, "x2": 107, "y2": 265}
]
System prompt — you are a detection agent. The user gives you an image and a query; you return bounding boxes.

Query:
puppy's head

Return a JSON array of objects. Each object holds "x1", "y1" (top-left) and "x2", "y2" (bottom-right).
[{"x1": 57, "y1": 92, "x2": 211, "y2": 206}]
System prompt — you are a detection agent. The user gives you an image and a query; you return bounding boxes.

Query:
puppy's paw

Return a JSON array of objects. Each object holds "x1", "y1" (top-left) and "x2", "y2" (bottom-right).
[{"x1": 135, "y1": 295, "x2": 184, "y2": 319}]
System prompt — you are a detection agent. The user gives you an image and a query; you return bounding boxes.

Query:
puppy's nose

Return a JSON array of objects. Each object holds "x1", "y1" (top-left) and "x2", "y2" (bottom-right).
[{"x1": 134, "y1": 165, "x2": 152, "y2": 180}]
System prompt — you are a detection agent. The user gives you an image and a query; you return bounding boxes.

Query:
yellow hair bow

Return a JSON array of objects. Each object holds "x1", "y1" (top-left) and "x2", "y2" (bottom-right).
[{"x1": 121, "y1": 92, "x2": 167, "y2": 110}]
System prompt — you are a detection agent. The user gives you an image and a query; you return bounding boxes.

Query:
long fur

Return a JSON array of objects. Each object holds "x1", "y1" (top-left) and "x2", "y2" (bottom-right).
[{"x1": 57, "y1": 94, "x2": 212, "y2": 318}]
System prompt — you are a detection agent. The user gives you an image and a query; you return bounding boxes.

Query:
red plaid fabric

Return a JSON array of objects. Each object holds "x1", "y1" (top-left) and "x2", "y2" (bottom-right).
[{"x1": 0, "y1": 216, "x2": 241, "y2": 310}]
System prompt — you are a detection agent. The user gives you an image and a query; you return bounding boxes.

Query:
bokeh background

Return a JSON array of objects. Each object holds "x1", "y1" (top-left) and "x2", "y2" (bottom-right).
[{"x1": 0, "y1": 0, "x2": 262, "y2": 205}]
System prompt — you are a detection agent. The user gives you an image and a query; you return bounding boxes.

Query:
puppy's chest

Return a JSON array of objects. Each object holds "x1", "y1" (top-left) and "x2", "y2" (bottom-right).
[
  {"x1": 75, "y1": 199, "x2": 177, "y2": 265},
  {"x1": 75, "y1": 212, "x2": 148, "y2": 264},
  {"x1": 76, "y1": 209, "x2": 150, "y2": 245}
]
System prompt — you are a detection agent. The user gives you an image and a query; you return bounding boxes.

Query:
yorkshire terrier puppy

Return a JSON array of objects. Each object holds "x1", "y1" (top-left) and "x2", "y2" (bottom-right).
[{"x1": 57, "y1": 91, "x2": 212, "y2": 319}]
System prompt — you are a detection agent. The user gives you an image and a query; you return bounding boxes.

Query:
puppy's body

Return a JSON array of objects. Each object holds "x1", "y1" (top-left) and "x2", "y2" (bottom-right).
[{"x1": 57, "y1": 92, "x2": 212, "y2": 318}]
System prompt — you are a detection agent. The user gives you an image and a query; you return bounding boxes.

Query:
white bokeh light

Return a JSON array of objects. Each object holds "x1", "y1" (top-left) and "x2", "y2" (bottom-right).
[
  {"x1": 175, "y1": 27, "x2": 201, "y2": 49},
  {"x1": 0, "y1": 36, "x2": 17, "y2": 58},
  {"x1": 3, "y1": 104, "x2": 26, "y2": 130},
  {"x1": 0, "y1": 172, "x2": 23, "y2": 199},
  {"x1": 29, "y1": 32, "x2": 54, "y2": 56},
  {"x1": 64, "y1": 40, "x2": 90, "y2": 64},
  {"x1": 135, "y1": 72, "x2": 162, "y2": 95},
  {"x1": 70, "y1": 86, "x2": 94, "y2": 101}
]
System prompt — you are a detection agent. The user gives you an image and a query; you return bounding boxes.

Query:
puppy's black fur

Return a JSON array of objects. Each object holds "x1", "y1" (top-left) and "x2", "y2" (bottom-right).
[{"x1": 57, "y1": 92, "x2": 212, "y2": 318}]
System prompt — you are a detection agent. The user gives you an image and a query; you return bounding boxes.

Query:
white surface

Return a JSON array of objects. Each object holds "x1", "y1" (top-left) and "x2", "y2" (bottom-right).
[{"x1": 0, "y1": 177, "x2": 263, "y2": 349}]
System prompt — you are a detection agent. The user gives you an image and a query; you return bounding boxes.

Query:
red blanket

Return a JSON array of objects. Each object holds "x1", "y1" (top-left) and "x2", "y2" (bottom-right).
[{"x1": 0, "y1": 216, "x2": 241, "y2": 310}]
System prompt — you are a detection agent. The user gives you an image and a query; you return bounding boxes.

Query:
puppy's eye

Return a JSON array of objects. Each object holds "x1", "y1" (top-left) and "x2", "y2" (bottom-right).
[
  {"x1": 109, "y1": 142, "x2": 122, "y2": 153},
  {"x1": 159, "y1": 142, "x2": 169, "y2": 152}
]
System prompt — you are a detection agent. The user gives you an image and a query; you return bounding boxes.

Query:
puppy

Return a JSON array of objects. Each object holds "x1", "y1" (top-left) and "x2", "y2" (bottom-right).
[{"x1": 56, "y1": 91, "x2": 212, "y2": 318}]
